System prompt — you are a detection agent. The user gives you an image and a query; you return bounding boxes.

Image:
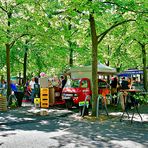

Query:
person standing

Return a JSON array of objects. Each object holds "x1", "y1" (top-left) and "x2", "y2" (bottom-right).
[
  {"x1": 10, "y1": 80, "x2": 18, "y2": 92},
  {"x1": 25, "y1": 79, "x2": 30, "y2": 87},
  {"x1": 29, "y1": 77, "x2": 35, "y2": 103},
  {"x1": 1, "y1": 79, "x2": 7, "y2": 89},
  {"x1": 110, "y1": 77, "x2": 118, "y2": 106},
  {"x1": 60, "y1": 75, "x2": 67, "y2": 89},
  {"x1": 119, "y1": 77, "x2": 130, "y2": 111},
  {"x1": 121, "y1": 77, "x2": 129, "y2": 89}
]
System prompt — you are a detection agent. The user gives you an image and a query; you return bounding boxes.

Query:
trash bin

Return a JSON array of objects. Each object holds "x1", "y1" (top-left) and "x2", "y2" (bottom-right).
[{"x1": 14, "y1": 91, "x2": 24, "y2": 107}]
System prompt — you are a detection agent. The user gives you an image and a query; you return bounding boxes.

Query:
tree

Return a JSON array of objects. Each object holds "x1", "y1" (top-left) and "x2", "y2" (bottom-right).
[
  {"x1": 87, "y1": 0, "x2": 139, "y2": 116},
  {"x1": 0, "y1": 0, "x2": 147, "y2": 108},
  {"x1": 0, "y1": 1, "x2": 29, "y2": 96}
]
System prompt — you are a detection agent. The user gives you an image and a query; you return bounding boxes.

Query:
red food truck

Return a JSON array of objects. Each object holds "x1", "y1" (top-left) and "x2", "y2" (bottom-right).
[
  {"x1": 62, "y1": 78, "x2": 110, "y2": 108},
  {"x1": 62, "y1": 63, "x2": 116, "y2": 108}
]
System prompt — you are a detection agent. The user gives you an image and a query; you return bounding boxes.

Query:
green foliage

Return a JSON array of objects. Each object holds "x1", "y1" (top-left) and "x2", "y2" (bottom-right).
[
  {"x1": 0, "y1": 0, "x2": 147, "y2": 78},
  {"x1": 133, "y1": 93, "x2": 148, "y2": 104}
]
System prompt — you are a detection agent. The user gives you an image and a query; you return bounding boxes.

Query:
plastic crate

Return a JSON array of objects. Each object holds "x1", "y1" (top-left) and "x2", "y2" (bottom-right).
[
  {"x1": 40, "y1": 93, "x2": 49, "y2": 99},
  {"x1": 0, "y1": 96, "x2": 7, "y2": 111},
  {"x1": 41, "y1": 102, "x2": 49, "y2": 108},
  {"x1": 40, "y1": 88, "x2": 49, "y2": 94},
  {"x1": 41, "y1": 98, "x2": 49, "y2": 103}
]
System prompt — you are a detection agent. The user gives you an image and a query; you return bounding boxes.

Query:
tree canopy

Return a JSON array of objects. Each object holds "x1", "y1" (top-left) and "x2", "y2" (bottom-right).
[{"x1": 0, "y1": 0, "x2": 147, "y2": 110}]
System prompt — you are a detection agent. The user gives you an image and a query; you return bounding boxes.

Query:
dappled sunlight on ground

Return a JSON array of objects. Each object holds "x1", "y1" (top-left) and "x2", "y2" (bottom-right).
[
  {"x1": 109, "y1": 140, "x2": 145, "y2": 148},
  {"x1": 0, "y1": 103, "x2": 148, "y2": 147}
]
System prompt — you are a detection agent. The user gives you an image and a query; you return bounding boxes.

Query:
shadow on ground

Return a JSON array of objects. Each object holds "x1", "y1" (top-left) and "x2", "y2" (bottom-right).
[{"x1": 0, "y1": 104, "x2": 147, "y2": 148}]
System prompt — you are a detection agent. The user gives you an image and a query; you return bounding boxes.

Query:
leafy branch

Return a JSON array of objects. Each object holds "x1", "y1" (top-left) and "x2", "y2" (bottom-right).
[
  {"x1": 97, "y1": 19, "x2": 136, "y2": 44},
  {"x1": 103, "y1": 1, "x2": 148, "y2": 14},
  {"x1": 10, "y1": 33, "x2": 29, "y2": 49},
  {"x1": 133, "y1": 93, "x2": 148, "y2": 103},
  {"x1": 0, "y1": 5, "x2": 7, "y2": 13}
]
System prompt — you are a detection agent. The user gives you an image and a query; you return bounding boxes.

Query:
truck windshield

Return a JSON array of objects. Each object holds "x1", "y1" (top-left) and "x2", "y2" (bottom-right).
[
  {"x1": 64, "y1": 79, "x2": 80, "y2": 88},
  {"x1": 71, "y1": 79, "x2": 80, "y2": 88}
]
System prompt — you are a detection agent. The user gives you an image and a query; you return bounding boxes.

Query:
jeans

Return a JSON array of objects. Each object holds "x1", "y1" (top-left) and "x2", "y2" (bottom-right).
[{"x1": 30, "y1": 89, "x2": 35, "y2": 103}]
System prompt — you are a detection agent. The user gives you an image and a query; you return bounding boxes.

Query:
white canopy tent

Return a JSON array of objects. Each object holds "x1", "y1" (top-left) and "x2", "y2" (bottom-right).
[
  {"x1": 69, "y1": 63, "x2": 116, "y2": 79},
  {"x1": 97, "y1": 63, "x2": 116, "y2": 74}
]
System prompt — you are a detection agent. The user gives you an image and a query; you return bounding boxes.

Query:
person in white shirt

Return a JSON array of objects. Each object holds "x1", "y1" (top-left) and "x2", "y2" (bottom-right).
[
  {"x1": 29, "y1": 77, "x2": 35, "y2": 89},
  {"x1": 29, "y1": 77, "x2": 35, "y2": 103}
]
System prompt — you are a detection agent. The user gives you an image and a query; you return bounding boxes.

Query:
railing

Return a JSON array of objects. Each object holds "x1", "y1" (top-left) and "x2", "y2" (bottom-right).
[{"x1": 96, "y1": 95, "x2": 109, "y2": 118}]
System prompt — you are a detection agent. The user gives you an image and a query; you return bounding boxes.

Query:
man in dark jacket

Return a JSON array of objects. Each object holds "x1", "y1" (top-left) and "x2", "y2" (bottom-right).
[
  {"x1": 60, "y1": 75, "x2": 67, "y2": 89},
  {"x1": 121, "y1": 77, "x2": 129, "y2": 89}
]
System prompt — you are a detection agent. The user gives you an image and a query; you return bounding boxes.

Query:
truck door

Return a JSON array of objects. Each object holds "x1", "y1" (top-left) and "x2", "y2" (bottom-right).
[{"x1": 80, "y1": 79, "x2": 91, "y2": 101}]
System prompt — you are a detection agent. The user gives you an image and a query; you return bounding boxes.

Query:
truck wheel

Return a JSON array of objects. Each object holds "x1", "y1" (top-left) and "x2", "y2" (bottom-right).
[{"x1": 65, "y1": 100, "x2": 73, "y2": 109}]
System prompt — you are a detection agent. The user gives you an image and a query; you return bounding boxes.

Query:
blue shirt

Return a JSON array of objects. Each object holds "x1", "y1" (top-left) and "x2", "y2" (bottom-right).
[{"x1": 10, "y1": 83, "x2": 18, "y2": 92}]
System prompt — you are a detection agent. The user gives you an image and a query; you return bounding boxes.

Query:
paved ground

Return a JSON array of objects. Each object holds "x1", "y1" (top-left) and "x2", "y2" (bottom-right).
[{"x1": 0, "y1": 103, "x2": 148, "y2": 148}]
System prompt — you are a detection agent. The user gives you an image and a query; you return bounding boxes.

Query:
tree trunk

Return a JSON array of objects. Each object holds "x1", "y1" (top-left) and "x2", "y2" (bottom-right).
[
  {"x1": 68, "y1": 21, "x2": 73, "y2": 68},
  {"x1": 142, "y1": 44, "x2": 147, "y2": 91},
  {"x1": 23, "y1": 40, "x2": 29, "y2": 85},
  {"x1": 107, "y1": 45, "x2": 110, "y2": 83},
  {"x1": 69, "y1": 41, "x2": 73, "y2": 67},
  {"x1": 18, "y1": 72, "x2": 21, "y2": 85},
  {"x1": 6, "y1": 12, "x2": 12, "y2": 98},
  {"x1": 1, "y1": 75, "x2": 4, "y2": 83},
  {"x1": 6, "y1": 43, "x2": 11, "y2": 98},
  {"x1": 89, "y1": 14, "x2": 98, "y2": 116}
]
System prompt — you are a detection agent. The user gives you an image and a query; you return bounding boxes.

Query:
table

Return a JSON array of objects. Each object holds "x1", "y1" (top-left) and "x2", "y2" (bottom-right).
[{"x1": 120, "y1": 89, "x2": 143, "y2": 123}]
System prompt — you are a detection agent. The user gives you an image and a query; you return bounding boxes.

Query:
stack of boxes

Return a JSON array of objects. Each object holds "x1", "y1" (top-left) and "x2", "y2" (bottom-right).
[
  {"x1": 40, "y1": 77, "x2": 49, "y2": 108},
  {"x1": 0, "y1": 95, "x2": 7, "y2": 111},
  {"x1": 40, "y1": 88, "x2": 49, "y2": 108}
]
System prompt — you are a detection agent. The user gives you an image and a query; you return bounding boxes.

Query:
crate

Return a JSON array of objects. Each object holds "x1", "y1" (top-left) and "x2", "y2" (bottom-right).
[
  {"x1": 0, "y1": 108, "x2": 7, "y2": 111},
  {"x1": 40, "y1": 93, "x2": 49, "y2": 99},
  {"x1": 40, "y1": 109, "x2": 49, "y2": 116},
  {"x1": 41, "y1": 102, "x2": 49, "y2": 108},
  {"x1": 41, "y1": 98, "x2": 49, "y2": 102},
  {"x1": 40, "y1": 88, "x2": 49, "y2": 94},
  {"x1": 41, "y1": 99, "x2": 49, "y2": 105},
  {"x1": 0, "y1": 96, "x2": 7, "y2": 111}
]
